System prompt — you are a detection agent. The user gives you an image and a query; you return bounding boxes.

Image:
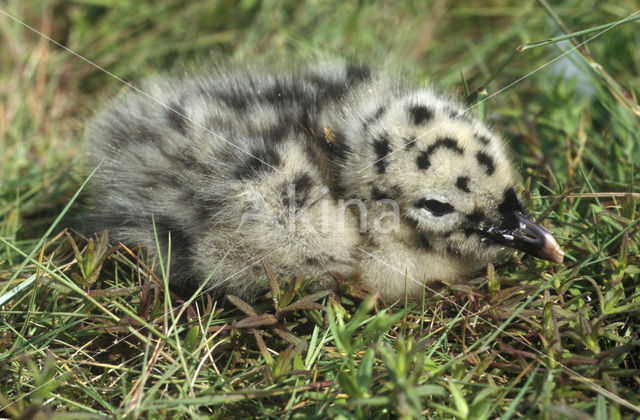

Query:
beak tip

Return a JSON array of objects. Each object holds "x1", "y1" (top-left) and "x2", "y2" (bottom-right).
[
  {"x1": 542, "y1": 231, "x2": 564, "y2": 264},
  {"x1": 550, "y1": 250, "x2": 564, "y2": 264}
]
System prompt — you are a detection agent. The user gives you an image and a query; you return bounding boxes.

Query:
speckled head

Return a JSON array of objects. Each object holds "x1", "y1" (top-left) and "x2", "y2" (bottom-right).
[{"x1": 354, "y1": 88, "x2": 563, "y2": 265}]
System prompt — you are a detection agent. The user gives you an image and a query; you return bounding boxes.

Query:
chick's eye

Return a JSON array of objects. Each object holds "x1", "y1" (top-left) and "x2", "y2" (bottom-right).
[{"x1": 417, "y1": 199, "x2": 454, "y2": 216}]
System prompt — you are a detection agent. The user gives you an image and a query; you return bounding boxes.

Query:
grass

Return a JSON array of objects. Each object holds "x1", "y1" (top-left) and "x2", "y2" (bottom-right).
[{"x1": 1, "y1": 0, "x2": 639, "y2": 418}]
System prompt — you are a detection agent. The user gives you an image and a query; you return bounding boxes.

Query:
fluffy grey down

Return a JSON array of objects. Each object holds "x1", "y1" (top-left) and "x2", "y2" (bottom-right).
[{"x1": 86, "y1": 62, "x2": 562, "y2": 301}]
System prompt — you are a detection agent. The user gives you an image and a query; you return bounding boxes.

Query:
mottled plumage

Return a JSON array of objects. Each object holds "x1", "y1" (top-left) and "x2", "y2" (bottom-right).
[{"x1": 87, "y1": 62, "x2": 562, "y2": 300}]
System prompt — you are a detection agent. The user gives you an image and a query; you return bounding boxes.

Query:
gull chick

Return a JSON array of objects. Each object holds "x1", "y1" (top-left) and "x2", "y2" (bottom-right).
[{"x1": 86, "y1": 62, "x2": 563, "y2": 301}]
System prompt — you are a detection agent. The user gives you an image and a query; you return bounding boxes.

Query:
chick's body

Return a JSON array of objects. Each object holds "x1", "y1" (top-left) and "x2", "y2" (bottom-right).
[{"x1": 87, "y1": 62, "x2": 562, "y2": 300}]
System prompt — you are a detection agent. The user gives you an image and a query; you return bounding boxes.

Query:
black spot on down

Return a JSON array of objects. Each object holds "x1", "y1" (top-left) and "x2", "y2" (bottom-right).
[
  {"x1": 371, "y1": 185, "x2": 402, "y2": 201},
  {"x1": 416, "y1": 151, "x2": 430, "y2": 170},
  {"x1": 403, "y1": 136, "x2": 417, "y2": 149},
  {"x1": 456, "y1": 176, "x2": 470, "y2": 193},
  {"x1": 233, "y1": 146, "x2": 281, "y2": 179},
  {"x1": 286, "y1": 172, "x2": 314, "y2": 208},
  {"x1": 475, "y1": 134, "x2": 491, "y2": 145},
  {"x1": 417, "y1": 234, "x2": 430, "y2": 249},
  {"x1": 321, "y1": 129, "x2": 352, "y2": 162},
  {"x1": 373, "y1": 136, "x2": 391, "y2": 174},
  {"x1": 466, "y1": 210, "x2": 485, "y2": 222},
  {"x1": 498, "y1": 188, "x2": 524, "y2": 216},
  {"x1": 475, "y1": 151, "x2": 495, "y2": 175},
  {"x1": 363, "y1": 106, "x2": 386, "y2": 130},
  {"x1": 213, "y1": 88, "x2": 251, "y2": 110},
  {"x1": 428, "y1": 137, "x2": 464, "y2": 155},
  {"x1": 166, "y1": 102, "x2": 188, "y2": 135},
  {"x1": 409, "y1": 105, "x2": 434, "y2": 126},
  {"x1": 416, "y1": 137, "x2": 464, "y2": 170},
  {"x1": 346, "y1": 64, "x2": 372, "y2": 84},
  {"x1": 498, "y1": 187, "x2": 526, "y2": 229}
]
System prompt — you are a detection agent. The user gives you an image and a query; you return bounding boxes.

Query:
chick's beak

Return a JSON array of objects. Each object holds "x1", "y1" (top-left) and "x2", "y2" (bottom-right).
[{"x1": 485, "y1": 212, "x2": 564, "y2": 263}]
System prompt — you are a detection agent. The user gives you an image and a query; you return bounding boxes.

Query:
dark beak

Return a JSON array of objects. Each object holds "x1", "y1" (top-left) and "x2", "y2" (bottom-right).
[{"x1": 483, "y1": 212, "x2": 564, "y2": 263}]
